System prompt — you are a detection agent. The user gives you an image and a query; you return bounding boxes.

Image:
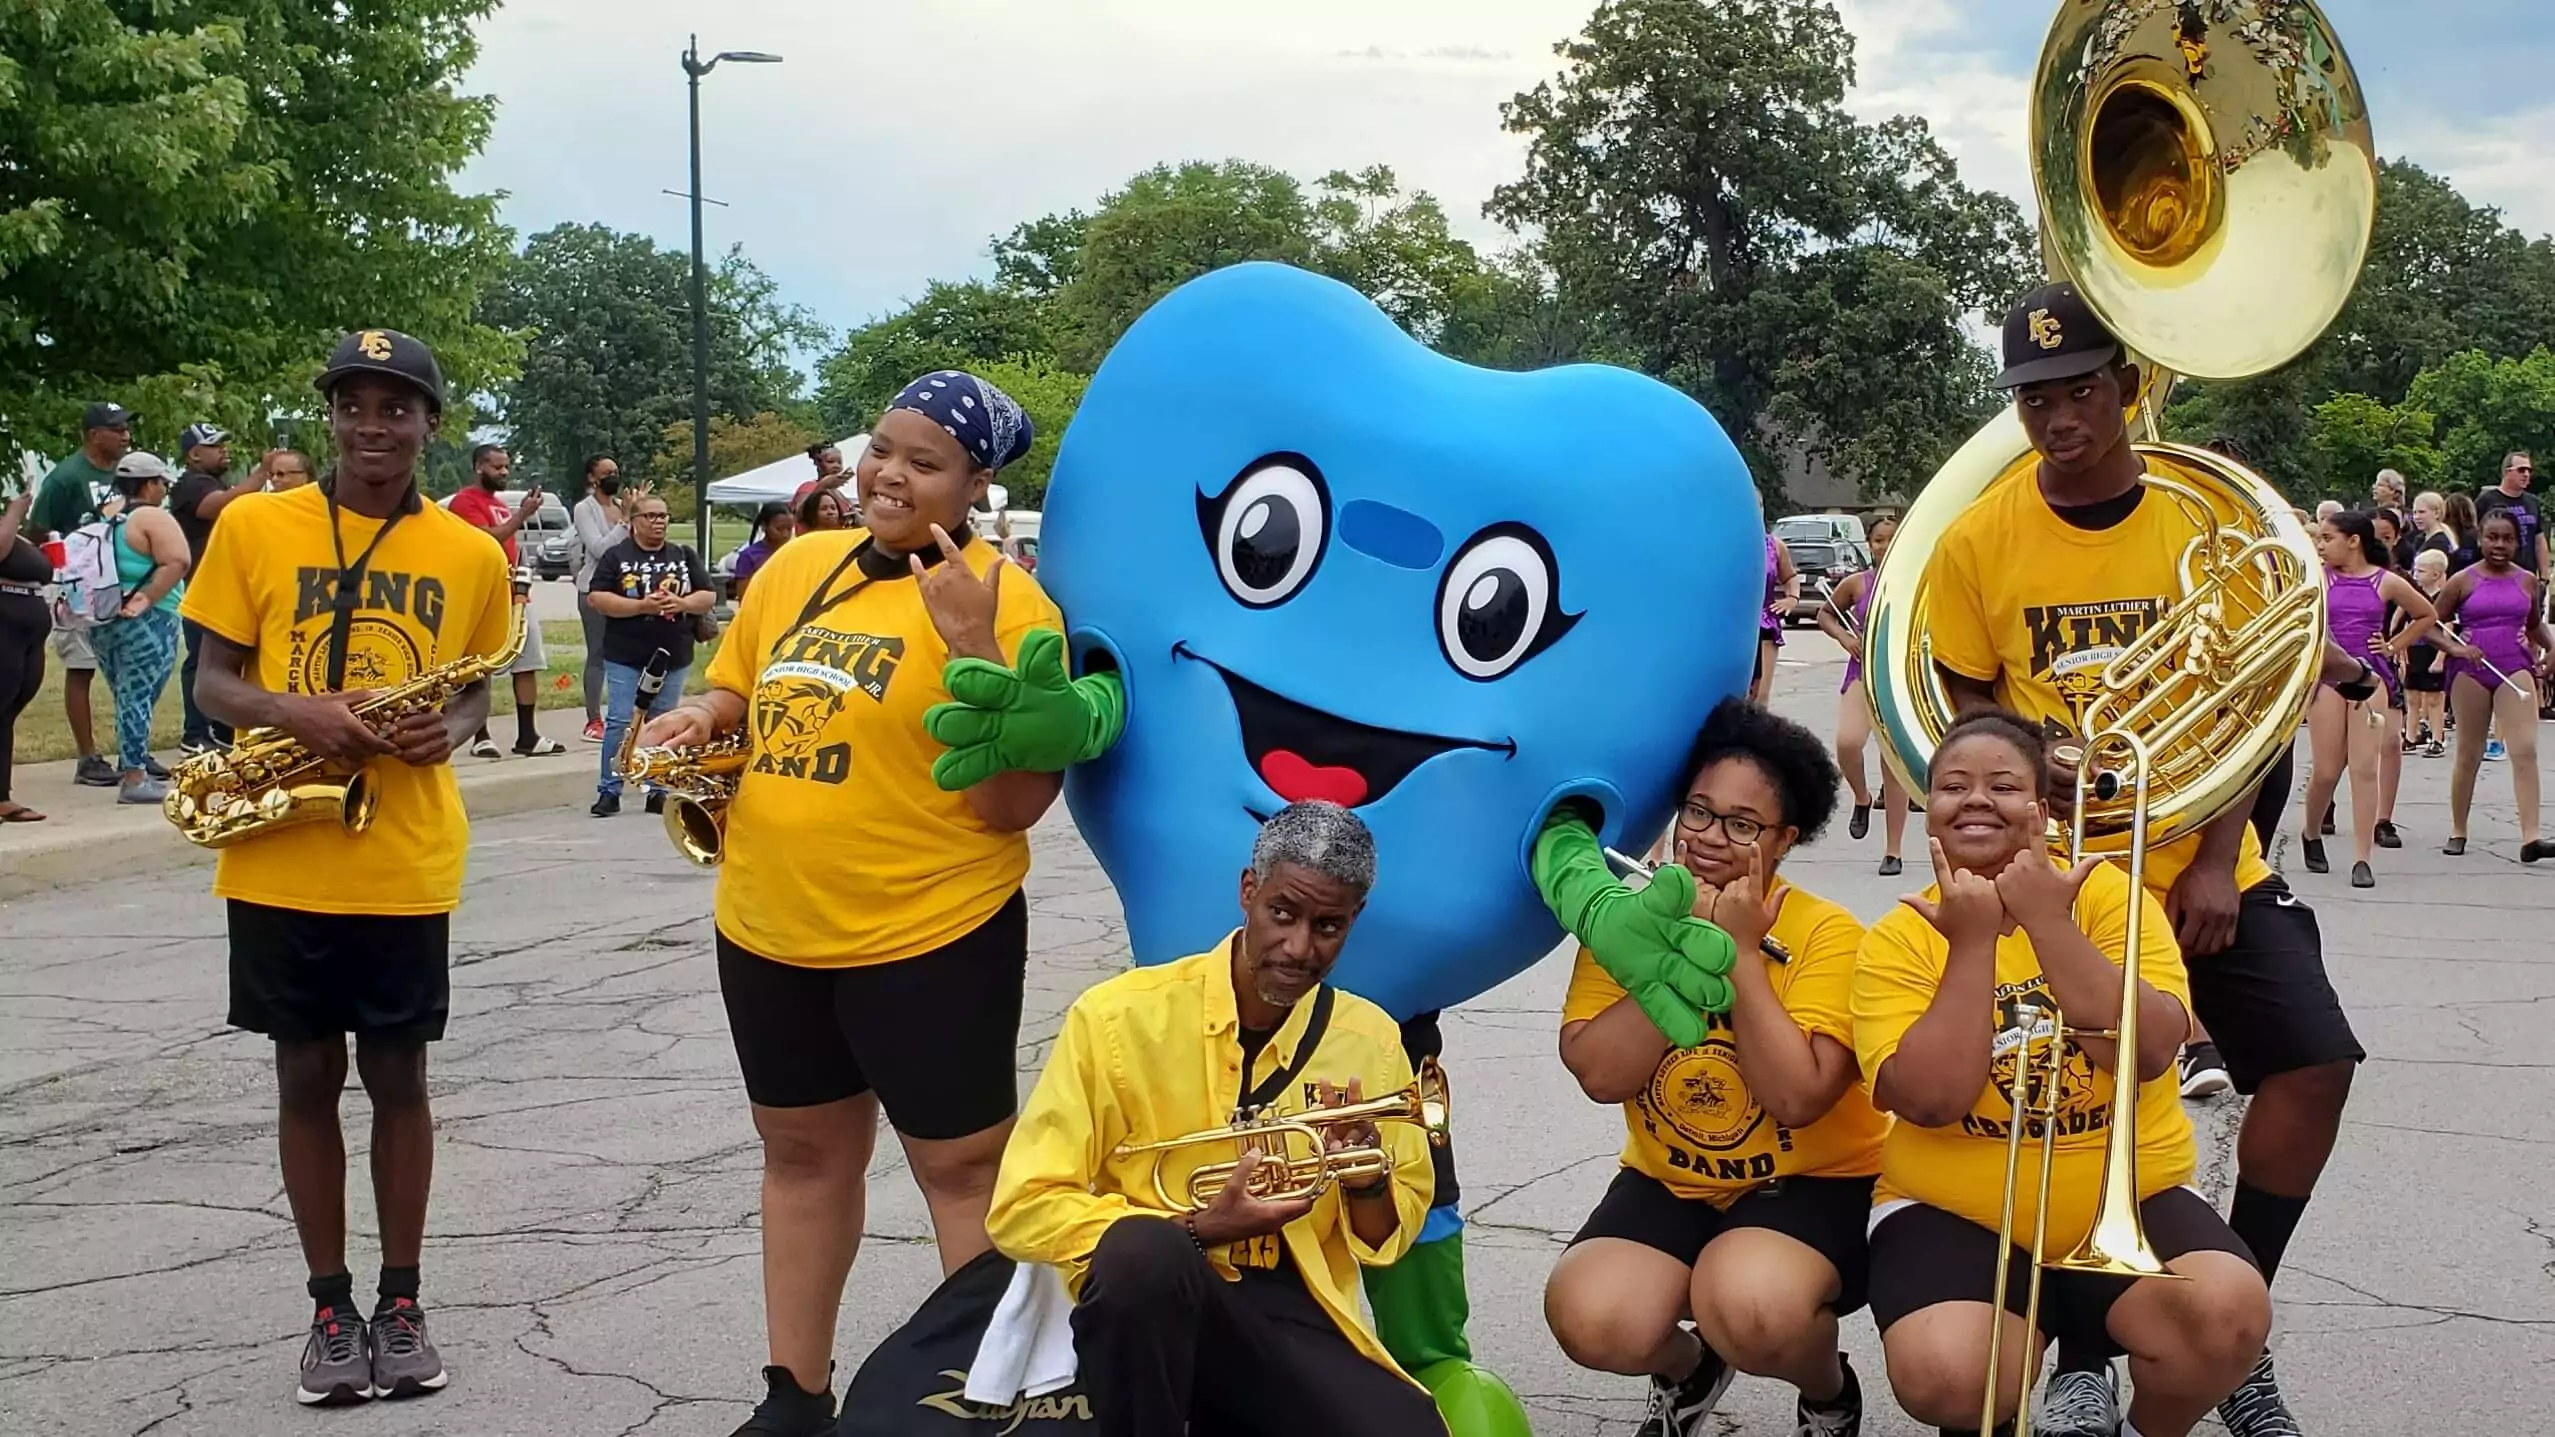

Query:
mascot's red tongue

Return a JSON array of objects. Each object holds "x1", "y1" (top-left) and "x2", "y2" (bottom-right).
[{"x1": 1259, "y1": 750, "x2": 1369, "y2": 808}]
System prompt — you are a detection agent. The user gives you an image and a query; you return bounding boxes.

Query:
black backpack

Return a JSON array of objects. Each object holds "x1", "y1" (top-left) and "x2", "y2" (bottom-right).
[{"x1": 835, "y1": 1251, "x2": 1094, "y2": 1435}]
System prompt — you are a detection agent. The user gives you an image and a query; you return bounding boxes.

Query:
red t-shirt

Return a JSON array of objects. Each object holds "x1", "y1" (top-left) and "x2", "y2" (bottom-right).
[{"x1": 448, "y1": 485, "x2": 515, "y2": 564}]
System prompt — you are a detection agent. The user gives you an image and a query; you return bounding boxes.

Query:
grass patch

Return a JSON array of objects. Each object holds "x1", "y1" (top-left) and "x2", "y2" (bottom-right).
[{"x1": 12, "y1": 618, "x2": 720, "y2": 765}]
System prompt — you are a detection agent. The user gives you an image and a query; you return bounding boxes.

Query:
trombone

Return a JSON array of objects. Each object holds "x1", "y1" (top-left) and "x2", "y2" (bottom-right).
[
  {"x1": 1111, "y1": 1058, "x2": 1452, "y2": 1212},
  {"x1": 1860, "y1": 1, "x2": 2374, "y2": 1429}
]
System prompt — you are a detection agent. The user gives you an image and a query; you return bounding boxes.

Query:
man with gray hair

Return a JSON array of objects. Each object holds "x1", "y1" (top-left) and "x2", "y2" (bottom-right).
[
  {"x1": 987, "y1": 800, "x2": 1446, "y2": 1436},
  {"x1": 2371, "y1": 468, "x2": 2406, "y2": 511}
]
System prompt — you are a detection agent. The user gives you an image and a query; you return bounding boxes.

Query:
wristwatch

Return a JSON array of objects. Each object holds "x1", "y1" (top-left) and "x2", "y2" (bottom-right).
[{"x1": 2335, "y1": 657, "x2": 2379, "y2": 702}]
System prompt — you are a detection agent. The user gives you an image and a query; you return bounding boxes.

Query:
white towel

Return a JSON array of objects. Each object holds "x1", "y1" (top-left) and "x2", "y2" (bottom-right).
[{"x1": 964, "y1": 1261, "x2": 1079, "y2": 1406}]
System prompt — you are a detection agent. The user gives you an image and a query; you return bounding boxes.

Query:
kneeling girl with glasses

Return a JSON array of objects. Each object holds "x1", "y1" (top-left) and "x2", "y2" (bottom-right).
[{"x1": 1543, "y1": 699, "x2": 1885, "y2": 1437}]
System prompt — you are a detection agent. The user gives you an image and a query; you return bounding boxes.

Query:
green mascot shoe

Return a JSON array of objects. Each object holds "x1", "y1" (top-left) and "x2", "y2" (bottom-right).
[
  {"x1": 1366, "y1": 1231, "x2": 1534, "y2": 1436},
  {"x1": 1412, "y1": 1358, "x2": 1534, "y2": 1437}
]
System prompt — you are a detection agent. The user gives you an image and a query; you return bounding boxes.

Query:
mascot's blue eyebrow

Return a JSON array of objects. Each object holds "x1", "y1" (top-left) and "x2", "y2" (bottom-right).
[{"x1": 1336, "y1": 497, "x2": 1444, "y2": 571}]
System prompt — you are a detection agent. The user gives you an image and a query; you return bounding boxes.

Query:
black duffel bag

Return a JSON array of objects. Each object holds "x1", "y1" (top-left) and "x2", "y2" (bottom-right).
[{"x1": 835, "y1": 1251, "x2": 1094, "y2": 1435}]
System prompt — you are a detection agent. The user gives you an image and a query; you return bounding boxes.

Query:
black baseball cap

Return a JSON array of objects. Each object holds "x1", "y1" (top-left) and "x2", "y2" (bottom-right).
[
  {"x1": 1994, "y1": 281, "x2": 2124, "y2": 390},
  {"x1": 180, "y1": 422, "x2": 229, "y2": 453},
  {"x1": 314, "y1": 328, "x2": 445, "y2": 412},
  {"x1": 81, "y1": 402, "x2": 135, "y2": 432}
]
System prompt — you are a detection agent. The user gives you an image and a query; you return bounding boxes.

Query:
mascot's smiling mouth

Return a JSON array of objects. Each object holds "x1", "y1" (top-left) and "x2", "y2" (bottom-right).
[{"x1": 1173, "y1": 643, "x2": 1511, "y2": 810}]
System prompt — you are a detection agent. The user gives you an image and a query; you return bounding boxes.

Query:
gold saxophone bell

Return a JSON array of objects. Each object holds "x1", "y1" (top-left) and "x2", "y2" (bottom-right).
[
  {"x1": 1862, "y1": 4, "x2": 2375, "y2": 1429},
  {"x1": 616, "y1": 729, "x2": 750, "y2": 868},
  {"x1": 165, "y1": 576, "x2": 534, "y2": 848},
  {"x1": 1112, "y1": 1058, "x2": 1452, "y2": 1212}
]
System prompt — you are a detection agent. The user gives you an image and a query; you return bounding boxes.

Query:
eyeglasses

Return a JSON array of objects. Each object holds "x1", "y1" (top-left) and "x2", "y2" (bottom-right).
[
  {"x1": 634, "y1": 511, "x2": 671, "y2": 522},
  {"x1": 1675, "y1": 800, "x2": 1769, "y2": 846}
]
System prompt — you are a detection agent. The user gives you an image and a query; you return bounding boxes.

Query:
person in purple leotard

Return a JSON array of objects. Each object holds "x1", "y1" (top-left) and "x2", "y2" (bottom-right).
[
  {"x1": 2433, "y1": 508, "x2": 2554, "y2": 862},
  {"x1": 1816, "y1": 517, "x2": 1908, "y2": 876},
  {"x1": 1750, "y1": 530, "x2": 1798, "y2": 706},
  {"x1": 2299, "y1": 511, "x2": 2437, "y2": 889}
]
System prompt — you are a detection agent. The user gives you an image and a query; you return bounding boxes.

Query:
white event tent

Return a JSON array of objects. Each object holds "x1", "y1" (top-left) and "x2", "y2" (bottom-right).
[{"x1": 702, "y1": 434, "x2": 866, "y2": 506}]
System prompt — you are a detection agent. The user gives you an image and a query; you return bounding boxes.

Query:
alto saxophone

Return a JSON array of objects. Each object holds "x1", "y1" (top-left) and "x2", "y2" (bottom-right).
[
  {"x1": 614, "y1": 648, "x2": 751, "y2": 868},
  {"x1": 164, "y1": 576, "x2": 534, "y2": 848}
]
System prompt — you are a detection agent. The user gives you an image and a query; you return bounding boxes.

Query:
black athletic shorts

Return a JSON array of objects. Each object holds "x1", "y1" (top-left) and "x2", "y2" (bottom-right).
[
  {"x1": 226, "y1": 899, "x2": 450, "y2": 1044},
  {"x1": 1867, "y1": 1187, "x2": 2254, "y2": 1350},
  {"x1": 716, "y1": 890, "x2": 1027, "y2": 1140},
  {"x1": 2188, "y1": 876, "x2": 2364, "y2": 1093},
  {"x1": 1569, "y1": 1168, "x2": 1876, "y2": 1316},
  {"x1": 2405, "y1": 643, "x2": 2445, "y2": 693}
]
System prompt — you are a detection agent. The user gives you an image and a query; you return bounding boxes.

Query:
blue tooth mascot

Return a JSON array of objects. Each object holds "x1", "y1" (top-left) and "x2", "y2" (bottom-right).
[{"x1": 922, "y1": 263, "x2": 1763, "y2": 1435}]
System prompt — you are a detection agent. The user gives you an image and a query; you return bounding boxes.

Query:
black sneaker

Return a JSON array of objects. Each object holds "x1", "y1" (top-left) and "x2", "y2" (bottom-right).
[
  {"x1": 1877, "y1": 856, "x2": 1904, "y2": 877},
  {"x1": 2524, "y1": 839, "x2": 2553, "y2": 865},
  {"x1": 1796, "y1": 1351, "x2": 1862, "y2": 1435},
  {"x1": 142, "y1": 755, "x2": 170, "y2": 780},
  {"x1": 2374, "y1": 819, "x2": 2402, "y2": 849},
  {"x1": 1635, "y1": 1345, "x2": 1732, "y2": 1437},
  {"x1": 2179, "y1": 1041, "x2": 2233, "y2": 1099},
  {"x1": 297, "y1": 1306, "x2": 372, "y2": 1407},
  {"x1": 591, "y1": 793, "x2": 620, "y2": 818},
  {"x1": 2351, "y1": 860, "x2": 2375, "y2": 888},
  {"x1": 644, "y1": 792, "x2": 666, "y2": 815},
  {"x1": 733, "y1": 1365, "x2": 836, "y2": 1436},
  {"x1": 2035, "y1": 1357, "x2": 2118, "y2": 1436},
  {"x1": 74, "y1": 754, "x2": 117, "y2": 787},
  {"x1": 369, "y1": 1296, "x2": 448, "y2": 1398},
  {"x1": 2217, "y1": 1351, "x2": 2302, "y2": 1437},
  {"x1": 2425, "y1": 737, "x2": 2445, "y2": 758},
  {"x1": 2300, "y1": 837, "x2": 2328, "y2": 873},
  {"x1": 2444, "y1": 836, "x2": 2467, "y2": 856},
  {"x1": 1849, "y1": 804, "x2": 1872, "y2": 840}
]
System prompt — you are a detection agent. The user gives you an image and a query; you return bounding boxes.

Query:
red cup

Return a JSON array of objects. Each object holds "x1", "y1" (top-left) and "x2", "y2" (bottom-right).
[{"x1": 39, "y1": 539, "x2": 66, "y2": 570}]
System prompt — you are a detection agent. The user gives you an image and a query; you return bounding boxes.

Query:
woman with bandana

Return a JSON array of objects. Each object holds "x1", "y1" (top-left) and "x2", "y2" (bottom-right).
[{"x1": 635, "y1": 372, "x2": 1067, "y2": 1437}]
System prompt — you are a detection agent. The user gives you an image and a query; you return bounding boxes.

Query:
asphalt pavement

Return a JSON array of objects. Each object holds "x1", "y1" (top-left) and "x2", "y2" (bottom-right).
[{"x1": 2, "y1": 647, "x2": 2549, "y2": 1436}]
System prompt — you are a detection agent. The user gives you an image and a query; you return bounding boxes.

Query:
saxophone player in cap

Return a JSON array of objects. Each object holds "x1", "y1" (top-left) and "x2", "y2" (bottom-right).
[{"x1": 182, "y1": 328, "x2": 515, "y2": 1409}]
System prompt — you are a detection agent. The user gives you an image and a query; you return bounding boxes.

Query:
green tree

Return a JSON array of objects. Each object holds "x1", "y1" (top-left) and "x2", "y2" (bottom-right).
[
  {"x1": 0, "y1": 0, "x2": 517, "y2": 459},
  {"x1": 2409, "y1": 348, "x2": 2555, "y2": 492},
  {"x1": 2304, "y1": 393, "x2": 2442, "y2": 495},
  {"x1": 1309, "y1": 166, "x2": 1486, "y2": 343},
  {"x1": 1043, "y1": 161, "x2": 1322, "y2": 371},
  {"x1": 651, "y1": 410, "x2": 822, "y2": 521},
  {"x1": 812, "y1": 280, "x2": 1055, "y2": 438},
  {"x1": 1486, "y1": 0, "x2": 2034, "y2": 498},
  {"x1": 2167, "y1": 161, "x2": 2555, "y2": 491},
  {"x1": 478, "y1": 223, "x2": 825, "y2": 486},
  {"x1": 967, "y1": 355, "x2": 1089, "y2": 510}
]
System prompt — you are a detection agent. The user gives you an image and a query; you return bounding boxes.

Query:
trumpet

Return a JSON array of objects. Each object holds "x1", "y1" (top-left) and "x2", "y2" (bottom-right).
[{"x1": 1112, "y1": 1058, "x2": 1451, "y2": 1212}]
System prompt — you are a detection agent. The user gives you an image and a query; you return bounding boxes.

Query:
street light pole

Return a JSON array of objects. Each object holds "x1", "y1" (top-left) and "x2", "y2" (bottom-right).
[{"x1": 679, "y1": 36, "x2": 783, "y2": 562}]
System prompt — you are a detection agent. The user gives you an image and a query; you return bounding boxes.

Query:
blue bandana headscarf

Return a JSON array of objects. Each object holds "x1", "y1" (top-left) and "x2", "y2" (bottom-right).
[{"x1": 887, "y1": 370, "x2": 1034, "y2": 471}]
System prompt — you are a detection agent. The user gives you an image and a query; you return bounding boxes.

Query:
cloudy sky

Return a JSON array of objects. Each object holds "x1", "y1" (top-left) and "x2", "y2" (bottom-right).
[{"x1": 459, "y1": 0, "x2": 2554, "y2": 347}]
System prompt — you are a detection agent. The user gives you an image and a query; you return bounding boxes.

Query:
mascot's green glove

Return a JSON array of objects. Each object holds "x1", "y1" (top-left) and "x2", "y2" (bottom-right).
[
  {"x1": 1530, "y1": 808, "x2": 1737, "y2": 1046},
  {"x1": 923, "y1": 628, "x2": 1127, "y2": 791}
]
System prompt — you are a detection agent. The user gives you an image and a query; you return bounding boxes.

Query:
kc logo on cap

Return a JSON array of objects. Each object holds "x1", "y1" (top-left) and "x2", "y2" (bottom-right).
[
  {"x1": 359, "y1": 331, "x2": 395, "y2": 361},
  {"x1": 2029, "y1": 309, "x2": 2064, "y2": 350}
]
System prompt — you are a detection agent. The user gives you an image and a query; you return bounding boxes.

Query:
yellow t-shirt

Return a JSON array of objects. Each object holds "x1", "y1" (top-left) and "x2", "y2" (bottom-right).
[
  {"x1": 706, "y1": 528, "x2": 1064, "y2": 966},
  {"x1": 177, "y1": 485, "x2": 514, "y2": 915},
  {"x1": 1851, "y1": 862, "x2": 2194, "y2": 1256},
  {"x1": 1561, "y1": 884, "x2": 1887, "y2": 1205},
  {"x1": 1922, "y1": 466, "x2": 2274, "y2": 898}
]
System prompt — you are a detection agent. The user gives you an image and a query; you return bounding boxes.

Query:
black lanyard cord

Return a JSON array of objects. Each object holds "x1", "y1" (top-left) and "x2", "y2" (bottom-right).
[{"x1": 320, "y1": 482, "x2": 413, "y2": 692}]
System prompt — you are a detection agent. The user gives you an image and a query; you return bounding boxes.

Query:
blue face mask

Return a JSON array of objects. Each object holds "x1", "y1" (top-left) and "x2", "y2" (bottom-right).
[{"x1": 1040, "y1": 263, "x2": 1764, "y2": 1018}]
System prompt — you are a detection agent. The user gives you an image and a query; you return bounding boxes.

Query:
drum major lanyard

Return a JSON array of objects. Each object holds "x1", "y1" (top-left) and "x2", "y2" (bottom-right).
[
  {"x1": 320, "y1": 482, "x2": 414, "y2": 691},
  {"x1": 1237, "y1": 985, "x2": 1335, "y2": 1118},
  {"x1": 766, "y1": 525, "x2": 978, "y2": 653}
]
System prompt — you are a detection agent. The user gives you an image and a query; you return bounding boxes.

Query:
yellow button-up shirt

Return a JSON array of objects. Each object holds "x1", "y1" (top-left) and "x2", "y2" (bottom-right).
[{"x1": 986, "y1": 937, "x2": 1435, "y2": 1381}]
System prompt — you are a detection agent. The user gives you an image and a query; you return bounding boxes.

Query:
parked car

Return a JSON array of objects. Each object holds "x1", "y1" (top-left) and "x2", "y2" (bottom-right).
[
  {"x1": 440, "y1": 489, "x2": 578, "y2": 580},
  {"x1": 1781, "y1": 536, "x2": 1872, "y2": 627},
  {"x1": 1773, "y1": 512, "x2": 1868, "y2": 548}
]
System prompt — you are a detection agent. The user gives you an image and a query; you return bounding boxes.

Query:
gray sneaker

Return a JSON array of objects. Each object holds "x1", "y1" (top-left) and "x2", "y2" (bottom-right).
[
  {"x1": 117, "y1": 777, "x2": 170, "y2": 805},
  {"x1": 2034, "y1": 1359, "x2": 2118, "y2": 1436},
  {"x1": 297, "y1": 1308, "x2": 372, "y2": 1407},
  {"x1": 73, "y1": 754, "x2": 118, "y2": 787},
  {"x1": 369, "y1": 1297, "x2": 448, "y2": 1399}
]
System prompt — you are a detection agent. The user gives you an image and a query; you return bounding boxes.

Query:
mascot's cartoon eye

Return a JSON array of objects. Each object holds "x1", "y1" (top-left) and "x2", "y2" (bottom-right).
[
  {"x1": 1197, "y1": 455, "x2": 1329, "y2": 608},
  {"x1": 1436, "y1": 524, "x2": 1581, "y2": 681}
]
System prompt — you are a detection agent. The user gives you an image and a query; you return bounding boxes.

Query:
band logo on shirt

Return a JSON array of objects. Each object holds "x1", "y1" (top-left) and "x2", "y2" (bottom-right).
[
  {"x1": 1965, "y1": 980, "x2": 2107, "y2": 1142},
  {"x1": 1638, "y1": 1017, "x2": 1796, "y2": 1182},
  {"x1": 285, "y1": 567, "x2": 440, "y2": 695},
  {"x1": 749, "y1": 626, "x2": 904, "y2": 785},
  {"x1": 2024, "y1": 597, "x2": 2166, "y2": 715}
]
